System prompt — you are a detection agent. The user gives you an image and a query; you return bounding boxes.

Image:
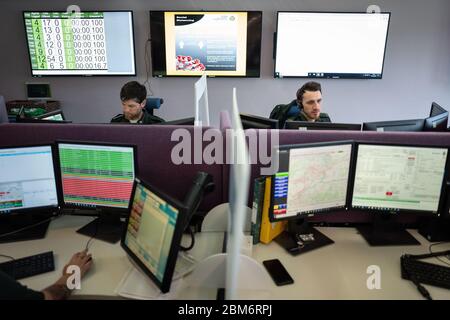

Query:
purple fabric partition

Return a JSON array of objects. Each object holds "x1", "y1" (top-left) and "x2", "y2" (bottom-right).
[
  {"x1": 244, "y1": 129, "x2": 450, "y2": 224},
  {"x1": 0, "y1": 123, "x2": 225, "y2": 212}
]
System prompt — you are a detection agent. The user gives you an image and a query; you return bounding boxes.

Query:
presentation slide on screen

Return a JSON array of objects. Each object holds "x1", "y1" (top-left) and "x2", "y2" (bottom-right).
[
  {"x1": 24, "y1": 11, "x2": 135, "y2": 75},
  {"x1": 164, "y1": 12, "x2": 248, "y2": 76}
]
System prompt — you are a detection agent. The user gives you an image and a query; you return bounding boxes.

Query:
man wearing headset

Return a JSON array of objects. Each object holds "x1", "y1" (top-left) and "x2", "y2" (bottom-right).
[{"x1": 270, "y1": 81, "x2": 331, "y2": 128}]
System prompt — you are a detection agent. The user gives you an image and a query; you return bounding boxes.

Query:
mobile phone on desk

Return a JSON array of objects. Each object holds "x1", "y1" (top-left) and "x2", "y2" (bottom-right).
[{"x1": 263, "y1": 259, "x2": 294, "y2": 286}]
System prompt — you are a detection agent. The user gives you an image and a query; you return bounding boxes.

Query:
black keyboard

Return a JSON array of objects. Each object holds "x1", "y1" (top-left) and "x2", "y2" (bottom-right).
[
  {"x1": 0, "y1": 251, "x2": 55, "y2": 280},
  {"x1": 401, "y1": 256, "x2": 450, "y2": 290}
]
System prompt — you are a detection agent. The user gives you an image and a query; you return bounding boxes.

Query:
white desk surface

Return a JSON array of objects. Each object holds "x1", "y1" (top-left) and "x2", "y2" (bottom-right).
[
  {"x1": 1, "y1": 216, "x2": 449, "y2": 300},
  {"x1": 251, "y1": 227, "x2": 450, "y2": 300}
]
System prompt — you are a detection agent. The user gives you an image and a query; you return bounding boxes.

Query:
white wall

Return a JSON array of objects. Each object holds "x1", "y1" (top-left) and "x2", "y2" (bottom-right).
[{"x1": 0, "y1": 0, "x2": 449, "y2": 126}]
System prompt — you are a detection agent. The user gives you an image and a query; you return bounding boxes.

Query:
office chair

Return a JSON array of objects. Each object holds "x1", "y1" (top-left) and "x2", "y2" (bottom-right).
[{"x1": 145, "y1": 97, "x2": 164, "y2": 116}]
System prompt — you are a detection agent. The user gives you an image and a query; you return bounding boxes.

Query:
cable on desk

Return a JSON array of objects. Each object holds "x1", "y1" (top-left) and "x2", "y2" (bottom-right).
[
  {"x1": 429, "y1": 242, "x2": 450, "y2": 267},
  {"x1": 179, "y1": 227, "x2": 195, "y2": 252},
  {"x1": 84, "y1": 217, "x2": 99, "y2": 251},
  {"x1": 0, "y1": 254, "x2": 15, "y2": 261},
  {"x1": 0, "y1": 215, "x2": 58, "y2": 240}
]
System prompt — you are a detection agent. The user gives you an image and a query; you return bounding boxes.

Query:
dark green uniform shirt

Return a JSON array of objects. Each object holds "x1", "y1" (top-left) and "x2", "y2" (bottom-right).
[
  {"x1": 0, "y1": 271, "x2": 44, "y2": 300},
  {"x1": 110, "y1": 109, "x2": 165, "y2": 124}
]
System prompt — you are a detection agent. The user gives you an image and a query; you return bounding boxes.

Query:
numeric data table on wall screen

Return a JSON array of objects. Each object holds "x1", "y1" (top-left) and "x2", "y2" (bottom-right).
[{"x1": 23, "y1": 11, "x2": 136, "y2": 76}]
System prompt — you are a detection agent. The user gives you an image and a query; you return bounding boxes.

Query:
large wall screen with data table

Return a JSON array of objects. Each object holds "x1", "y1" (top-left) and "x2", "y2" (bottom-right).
[
  {"x1": 23, "y1": 11, "x2": 136, "y2": 76},
  {"x1": 274, "y1": 12, "x2": 390, "y2": 79},
  {"x1": 0, "y1": 145, "x2": 58, "y2": 214},
  {"x1": 352, "y1": 144, "x2": 448, "y2": 214}
]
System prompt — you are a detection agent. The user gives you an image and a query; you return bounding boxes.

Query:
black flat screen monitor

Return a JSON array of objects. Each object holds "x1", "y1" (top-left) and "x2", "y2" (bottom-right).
[
  {"x1": 351, "y1": 143, "x2": 449, "y2": 245},
  {"x1": 424, "y1": 112, "x2": 448, "y2": 132},
  {"x1": 362, "y1": 119, "x2": 425, "y2": 132},
  {"x1": 23, "y1": 11, "x2": 136, "y2": 76},
  {"x1": 274, "y1": 12, "x2": 390, "y2": 79},
  {"x1": 163, "y1": 117, "x2": 195, "y2": 126},
  {"x1": 430, "y1": 102, "x2": 447, "y2": 117},
  {"x1": 269, "y1": 141, "x2": 354, "y2": 255},
  {"x1": 150, "y1": 11, "x2": 262, "y2": 77},
  {"x1": 121, "y1": 177, "x2": 187, "y2": 293},
  {"x1": 0, "y1": 144, "x2": 59, "y2": 243},
  {"x1": 240, "y1": 113, "x2": 279, "y2": 129},
  {"x1": 284, "y1": 121, "x2": 361, "y2": 131},
  {"x1": 55, "y1": 141, "x2": 137, "y2": 243},
  {"x1": 36, "y1": 109, "x2": 66, "y2": 121},
  {"x1": 16, "y1": 118, "x2": 72, "y2": 124}
]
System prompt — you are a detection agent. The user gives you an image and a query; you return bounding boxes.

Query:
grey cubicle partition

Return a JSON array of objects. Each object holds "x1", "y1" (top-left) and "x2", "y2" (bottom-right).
[{"x1": 0, "y1": 123, "x2": 226, "y2": 213}]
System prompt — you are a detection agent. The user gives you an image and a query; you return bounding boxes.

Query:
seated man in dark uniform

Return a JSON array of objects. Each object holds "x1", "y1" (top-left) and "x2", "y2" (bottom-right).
[
  {"x1": 270, "y1": 81, "x2": 331, "y2": 128},
  {"x1": 111, "y1": 81, "x2": 165, "y2": 124}
]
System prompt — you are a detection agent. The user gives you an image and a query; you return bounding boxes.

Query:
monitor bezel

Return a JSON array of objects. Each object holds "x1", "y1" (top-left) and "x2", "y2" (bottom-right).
[
  {"x1": 362, "y1": 118, "x2": 425, "y2": 132},
  {"x1": 350, "y1": 141, "x2": 450, "y2": 216},
  {"x1": 240, "y1": 113, "x2": 279, "y2": 129},
  {"x1": 120, "y1": 177, "x2": 188, "y2": 293},
  {"x1": 23, "y1": 10, "x2": 137, "y2": 77},
  {"x1": 429, "y1": 102, "x2": 447, "y2": 117},
  {"x1": 0, "y1": 143, "x2": 61, "y2": 216},
  {"x1": 274, "y1": 11, "x2": 391, "y2": 79},
  {"x1": 269, "y1": 140, "x2": 355, "y2": 222},
  {"x1": 54, "y1": 139, "x2": 138, "y2": 212},
  {"x1": 149, "y1": 10, "x2": 263, "y2": 78},
  {"x1": 162, "y1": 117, "x2": 195, "y2": 126},
  {"x1": 284, "y1": 120, "x2": 361, "y2": 131}
]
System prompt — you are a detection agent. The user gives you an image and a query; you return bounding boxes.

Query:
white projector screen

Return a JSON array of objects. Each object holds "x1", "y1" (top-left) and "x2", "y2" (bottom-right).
[{"x1": 274, "y1": 12, "x2": 391, "y2": 79}]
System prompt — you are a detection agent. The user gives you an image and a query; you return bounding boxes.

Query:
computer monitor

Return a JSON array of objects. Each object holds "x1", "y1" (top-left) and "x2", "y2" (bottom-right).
[
  {"x1": 269, "y1": 141, "x2": 354, "y2": 255},
  {"x1": 16, "y1": 118, "x2": 72, "y2": 124},
  {"x1": 240, "y1": 113, "x2": 279, "y2": 129},
  {"x1": 284, "y1": 121, "x2": 361, "y2": 131},
  {"x1": 25, "y1": 83, "x2": 51, "y2": 100},
  {"x1": 429, "y1": 102, "x2": 447, "y2": 117},
  {"x1": 362, "y1": 119, "x2": 425, "y2": 132},
  {"x1": 163, "y1": 117, "x2": 195, "y2": 126},
  {"x1": 0, "y1": 96, "x2": 8, "y2": 124},
  {"x1": 0, "y1": 145, "x2": 59, "y2": 243},
  {"x1": 55, "y1": 141, "x2": 137, "y2": 243},
  {"x1": 121, "y1": 178, "x2": 187, "y2": 293},
  {"x1": 36, "y1": 109, "x2": 65, "y2": 121},
  {"x1": 424, "y1": 111, "x2": 448, "y2": 132},
  {"x1": 351, "y1": 143, "x2": 449, "y2": 246}
]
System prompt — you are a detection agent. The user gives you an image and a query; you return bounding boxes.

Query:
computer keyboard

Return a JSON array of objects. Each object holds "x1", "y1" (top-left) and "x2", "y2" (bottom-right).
[
  {"x1": 0, "y1": 251, "x2": 55, "y2": 280},
  {"x1": 401, "y1": 255, "x2": 450, "y2": 290}
]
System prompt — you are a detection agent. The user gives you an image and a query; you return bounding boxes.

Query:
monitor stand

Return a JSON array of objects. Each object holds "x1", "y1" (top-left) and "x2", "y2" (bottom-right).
[
  {"x1": 76, "y1": 211, "x2": 124, "y2": 244},
  {"x1": 0, "y1": 213, "x2": 52, "y2": 243},
  {"x1": 274, "y1": 219, "x2": 334, "y2": 256},
  {"x1": 357, "y1": 213, "x2": 420, "y2": 246}
]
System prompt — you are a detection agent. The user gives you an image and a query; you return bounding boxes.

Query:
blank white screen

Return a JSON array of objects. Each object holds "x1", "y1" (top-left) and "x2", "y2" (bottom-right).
[{"x1": 275, "y1": 12, "x2": 390, "y2": 78}]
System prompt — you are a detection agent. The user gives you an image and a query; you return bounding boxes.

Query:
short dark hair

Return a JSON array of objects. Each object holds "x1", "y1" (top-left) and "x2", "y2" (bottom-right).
[
  {"x1": 296, "y1": 81, "x2": 322, "y2": 102},
  {"x1": 120, "y1": 81, "x2": 146, "y2": 103}
]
